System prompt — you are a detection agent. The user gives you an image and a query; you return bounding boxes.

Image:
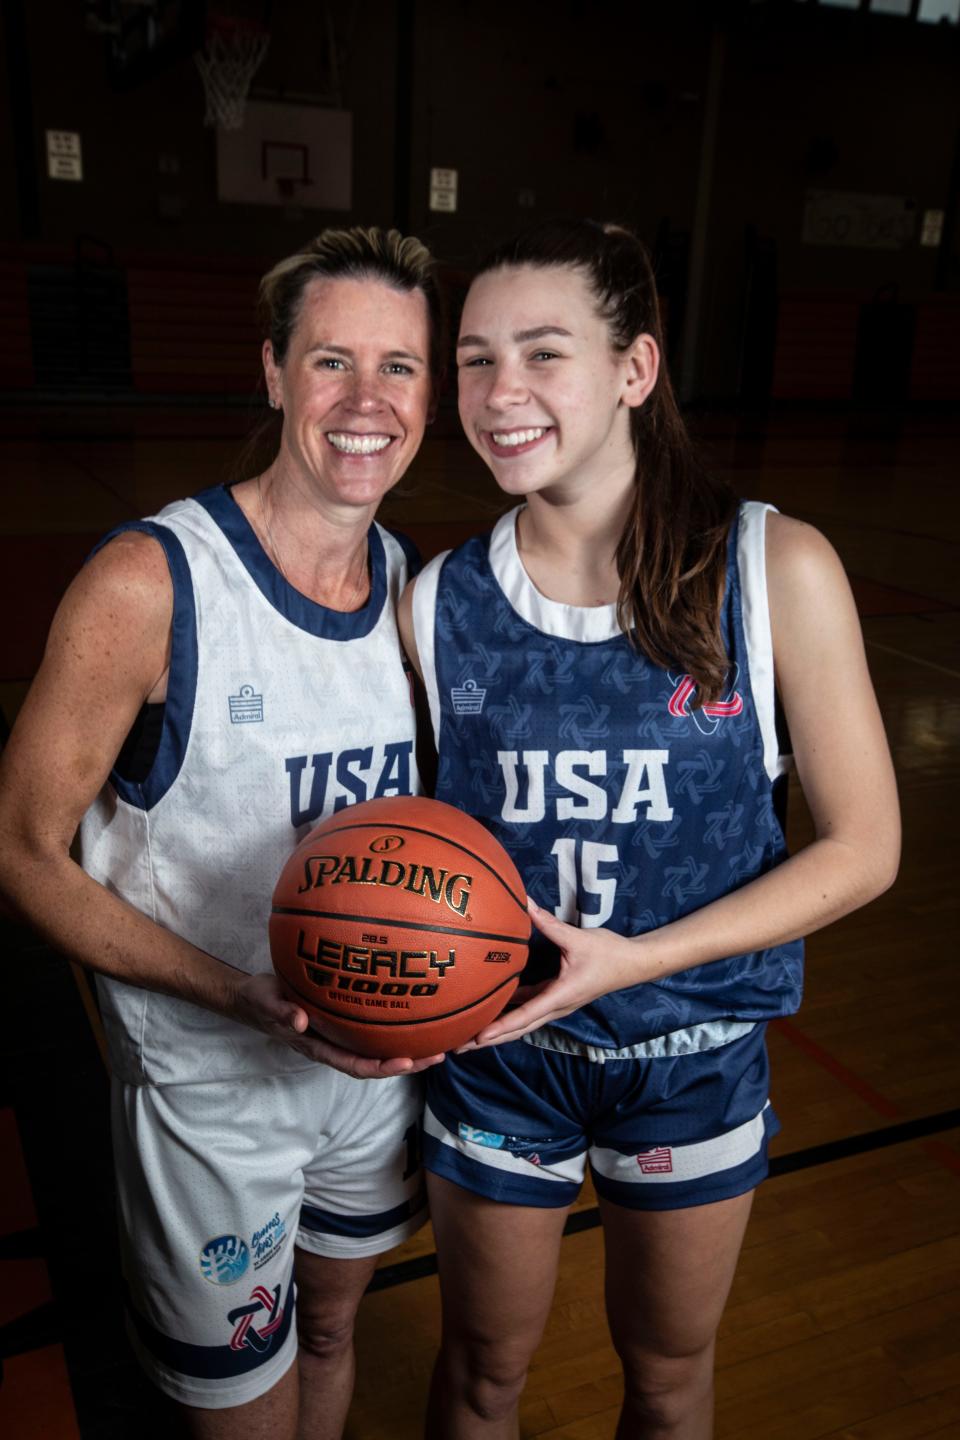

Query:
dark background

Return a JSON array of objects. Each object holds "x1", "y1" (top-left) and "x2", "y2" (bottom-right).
[
  {"x1": 1, "y1": 0, "x2": 958, "y2": 408},
  {"x1": 1, "y1": 4, "x2": 959, "y2": 1437}
]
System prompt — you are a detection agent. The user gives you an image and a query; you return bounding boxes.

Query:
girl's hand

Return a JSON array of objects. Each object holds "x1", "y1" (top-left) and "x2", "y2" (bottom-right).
[{"x1": 462, "y1": 899, "x2": 643, "y2": 1049}]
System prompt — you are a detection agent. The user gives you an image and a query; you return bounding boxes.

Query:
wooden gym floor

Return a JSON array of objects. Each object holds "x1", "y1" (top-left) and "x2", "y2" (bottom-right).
[{"x1": 0, "y1": 402, "x2": 958, "y2": 1439}]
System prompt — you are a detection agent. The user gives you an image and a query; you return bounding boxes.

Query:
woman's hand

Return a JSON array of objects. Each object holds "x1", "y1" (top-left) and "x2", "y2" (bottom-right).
[
  {"x1": 233, "y1": 972, "x2": 445, "y2": 1077},
  {"x1": 463, "y1": 899, "x2": 643, "y2": 1049}
]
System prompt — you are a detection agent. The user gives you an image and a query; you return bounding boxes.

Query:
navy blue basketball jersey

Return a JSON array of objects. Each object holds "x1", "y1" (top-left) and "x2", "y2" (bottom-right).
[{"x1": 411, "y1": 501, "x2": 803, "y2": 1052}]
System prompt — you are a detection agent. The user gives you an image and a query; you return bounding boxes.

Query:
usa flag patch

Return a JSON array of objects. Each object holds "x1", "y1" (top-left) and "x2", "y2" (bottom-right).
[{"x1": 636, "y1": 1146, "x2": 674, "y2": 1175}]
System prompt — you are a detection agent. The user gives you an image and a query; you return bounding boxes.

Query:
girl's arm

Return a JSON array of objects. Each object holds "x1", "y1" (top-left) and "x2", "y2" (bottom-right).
[
  {"x1": 397, "y1": 577, "x2": 422, "y2": 676},
  {"x1": 471, "y1": 513, "x2": 900, "y2": 1047}
]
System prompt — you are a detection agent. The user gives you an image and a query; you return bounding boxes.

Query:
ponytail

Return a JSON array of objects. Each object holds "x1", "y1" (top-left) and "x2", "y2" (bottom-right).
[{"x1": 475, "y1": 220, "x2": 737, "y2": 706}]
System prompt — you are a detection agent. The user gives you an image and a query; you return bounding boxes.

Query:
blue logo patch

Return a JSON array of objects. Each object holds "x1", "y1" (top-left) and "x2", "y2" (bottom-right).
[
  {"x1": 200, "y1": 1234, "x2": 250, "y2": 1286},
  {"x1": 459, "y1": 1122, "x2": 505, "y2": 1150}
]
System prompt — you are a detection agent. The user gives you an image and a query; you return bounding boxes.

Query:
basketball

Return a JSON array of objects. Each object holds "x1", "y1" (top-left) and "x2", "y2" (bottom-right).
[{"x1": 269, "y1": 796, "x2": 530, "y2": 1058}]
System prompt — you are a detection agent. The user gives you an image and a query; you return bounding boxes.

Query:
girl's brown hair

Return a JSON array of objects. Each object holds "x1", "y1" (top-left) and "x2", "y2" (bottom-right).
[{"x1": 475, "y1": 219, "x2": 738, "y2": 707}]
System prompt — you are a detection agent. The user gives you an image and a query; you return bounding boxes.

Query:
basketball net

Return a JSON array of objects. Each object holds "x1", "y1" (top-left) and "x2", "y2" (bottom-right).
[{"x1": 194, "y1": 19, "x2": 270, "y2": 131}]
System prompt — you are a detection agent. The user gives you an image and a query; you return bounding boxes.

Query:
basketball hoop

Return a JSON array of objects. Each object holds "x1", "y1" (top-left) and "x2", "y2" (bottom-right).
[{"x1": 194, "y1": 15, "x2": 270, "y2": 131}]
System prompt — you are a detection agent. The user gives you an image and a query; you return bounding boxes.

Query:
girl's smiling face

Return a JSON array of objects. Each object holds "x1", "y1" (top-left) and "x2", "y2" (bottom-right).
[{"x1": 456, "y1": 263, "x2": 657, "y2": 502}]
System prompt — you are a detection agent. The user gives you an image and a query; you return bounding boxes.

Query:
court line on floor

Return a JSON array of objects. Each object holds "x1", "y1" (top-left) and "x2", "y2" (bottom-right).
[
  {"x1": 864, "y1": 639, "x2": 960, "y2": 680},
  {"x1": 772, "y1": 1016, "x2": 900, "y2": 1119},
  {"x1": 772, "y1": 1016, "x2": 960, "y2": 1178},
  {"x1": 367, "y1": 1105, "x2": 960, "y2": 1293}
]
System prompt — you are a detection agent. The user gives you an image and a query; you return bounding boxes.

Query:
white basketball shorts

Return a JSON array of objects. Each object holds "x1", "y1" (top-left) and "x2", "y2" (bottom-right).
[{"x1": 111, "y1": 1065, "x2": 426, "y2": 1409}]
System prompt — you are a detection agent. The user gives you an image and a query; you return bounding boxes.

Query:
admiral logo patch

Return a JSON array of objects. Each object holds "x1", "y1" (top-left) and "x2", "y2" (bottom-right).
[
  {"x1": 451, "y1": 679, "x2": 486, "y2": 716},
  {"x1": 229, "y1": 684, "x2": 264, "y2": 724}
]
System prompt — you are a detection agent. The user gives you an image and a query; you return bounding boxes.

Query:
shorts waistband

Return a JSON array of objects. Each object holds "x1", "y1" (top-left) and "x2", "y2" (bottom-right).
[{"x1": 522, "y1": 1019, "x2": 758, "y2": 1064}]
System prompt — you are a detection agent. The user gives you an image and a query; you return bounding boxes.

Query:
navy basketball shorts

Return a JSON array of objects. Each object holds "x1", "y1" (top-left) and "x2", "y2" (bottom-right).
[
  {"x1": 111, "y1": 1067, "x2": 426, "y2": 1410},
  {"x1": 423, "y1": 1023, "x2": 778, "y2": 1211}
]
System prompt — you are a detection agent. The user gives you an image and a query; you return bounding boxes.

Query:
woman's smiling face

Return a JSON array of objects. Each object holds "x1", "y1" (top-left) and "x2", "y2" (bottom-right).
[
  {"x1": 456, "y1": 263, "x2": 643, "y2": 502},
  {"x1": 265, "y1": 274, "x2": 433, "y2": 513}
]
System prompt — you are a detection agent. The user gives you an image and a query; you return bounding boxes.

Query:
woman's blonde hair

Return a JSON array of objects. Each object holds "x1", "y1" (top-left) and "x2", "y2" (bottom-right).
[{"x1": 259, "y1": 226, "x2": 443, "y2": 381}]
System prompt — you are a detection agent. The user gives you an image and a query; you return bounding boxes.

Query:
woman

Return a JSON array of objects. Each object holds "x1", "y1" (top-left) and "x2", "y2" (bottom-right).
[
  {"x1": 0, "y1": 227, "x2": 443, "y2": 1439},
  {"x1": 399, "y1": 219, "x2": 899, "y2": 1439}
]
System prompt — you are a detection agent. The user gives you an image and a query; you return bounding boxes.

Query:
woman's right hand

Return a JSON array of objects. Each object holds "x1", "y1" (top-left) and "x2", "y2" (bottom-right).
[{"x1": 233, "y1": 972, "x2": 445, "y2": 1078}]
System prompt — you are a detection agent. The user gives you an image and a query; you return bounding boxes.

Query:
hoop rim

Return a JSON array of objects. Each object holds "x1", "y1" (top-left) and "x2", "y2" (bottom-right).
[{"x1": 203, "y1": 12, "x2": 271, "y2": 44}]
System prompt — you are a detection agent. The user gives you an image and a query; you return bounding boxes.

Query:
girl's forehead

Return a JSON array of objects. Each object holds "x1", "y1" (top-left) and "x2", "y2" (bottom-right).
[{"x1": 462, "y1": 264, "x2": 600, "y2": 330}]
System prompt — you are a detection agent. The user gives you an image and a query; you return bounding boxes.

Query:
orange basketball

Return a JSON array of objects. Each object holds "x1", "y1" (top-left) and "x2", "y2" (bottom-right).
[{"x1": 269, "y1": 796, "x2": 530, "y2": 1058}]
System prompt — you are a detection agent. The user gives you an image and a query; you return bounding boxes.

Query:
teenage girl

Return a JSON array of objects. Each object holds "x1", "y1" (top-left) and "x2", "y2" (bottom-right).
[{"x1": 398, "y1": 219, "x2": 899, "y2": 1439}]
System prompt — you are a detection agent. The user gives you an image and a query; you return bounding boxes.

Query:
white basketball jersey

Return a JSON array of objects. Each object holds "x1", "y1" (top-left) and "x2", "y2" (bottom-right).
[{"x1": 78, "y1": 485, "x2": 421, "y2": 1085}]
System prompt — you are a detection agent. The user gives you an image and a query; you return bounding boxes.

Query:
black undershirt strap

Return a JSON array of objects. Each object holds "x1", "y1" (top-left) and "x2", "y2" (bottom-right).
[{"x1": 114, "y1": 703, "x2": 165, "y2": 784}]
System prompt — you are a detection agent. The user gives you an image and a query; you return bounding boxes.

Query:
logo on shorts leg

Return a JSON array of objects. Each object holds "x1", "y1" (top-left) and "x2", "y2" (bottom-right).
[
  {"x1": 636, "y1": 1146, "x2": 673, "y2": 1175},
  {"x1": 459, "y1": 1122, "x2": 505, "y2": 1150},
  {"x1": 251, "y1": 1211, "x2": 288, "y2": 1271},
  {"x1": 227, "y1": 1284, "x2": 285, "y2": 1353},
  {"x1": 200, "y1": 1234, "x2": 250, "y2": 1285}
]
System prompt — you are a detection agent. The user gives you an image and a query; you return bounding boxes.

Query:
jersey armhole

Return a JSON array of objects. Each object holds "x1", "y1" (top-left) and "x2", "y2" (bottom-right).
[
  {"x1": 380, "y1": 525, "x2": 423, "y2": 581},
  {"x1": 737, "y1": 501, "x2": 790, "y2": 783},
  {"x1": 410, "y1": 550, "x2": 450, "y2": 748},
  {"x1": 89, "y1": 521, "x2": 198, "y2": 810}
]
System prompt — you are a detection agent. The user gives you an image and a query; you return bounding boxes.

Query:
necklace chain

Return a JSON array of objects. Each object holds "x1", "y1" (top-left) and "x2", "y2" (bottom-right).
[
  {"x1": 256, "y1": 474, "x2": 368, "y2": 608},
  {"x1": 257, "y1": 473, "x2": 288, "y2": 582}
]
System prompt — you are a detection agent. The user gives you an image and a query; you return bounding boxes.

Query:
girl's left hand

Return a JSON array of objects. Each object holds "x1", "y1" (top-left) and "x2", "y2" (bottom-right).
[{"x1": 461, "y1": 898, "x2": 644, "y2": 1049}]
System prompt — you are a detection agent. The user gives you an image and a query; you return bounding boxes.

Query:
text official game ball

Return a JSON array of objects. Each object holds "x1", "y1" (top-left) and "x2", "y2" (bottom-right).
[{"x1": 269, "y1": 796, "x2": 531, "y2": 1058}]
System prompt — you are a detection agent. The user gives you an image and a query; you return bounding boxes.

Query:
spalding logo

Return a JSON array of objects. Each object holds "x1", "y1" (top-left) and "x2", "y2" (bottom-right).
[
  {"x1": 296, "y1": 853, "x2": 473, "y2": 918},
  {"x1": 369, "y1": 834, "x2": 404, "y2": 853}
]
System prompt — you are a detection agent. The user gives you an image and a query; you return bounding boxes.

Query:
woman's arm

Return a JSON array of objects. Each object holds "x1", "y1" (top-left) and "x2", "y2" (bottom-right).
[
  {"x1": 0, "y1": 534, "x2": 436, "y2": 1077},
  {"x1": 470, "y1": 513, "x2": 900, "y2": 1046}
]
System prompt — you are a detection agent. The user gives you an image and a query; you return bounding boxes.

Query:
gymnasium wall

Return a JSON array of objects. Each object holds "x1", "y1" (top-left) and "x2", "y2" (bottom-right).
[
  {"x1": 0, "y1": 0, "x2": 957, "y2": 403},
  {"x1": 699, "y1": 4, "x2": 958, "y2": 398}
]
